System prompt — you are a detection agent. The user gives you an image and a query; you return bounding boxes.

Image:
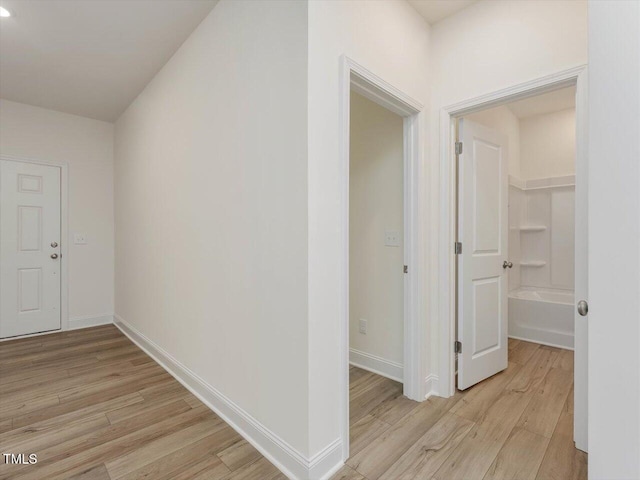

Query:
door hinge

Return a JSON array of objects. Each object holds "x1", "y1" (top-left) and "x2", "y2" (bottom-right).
[
  {"x1": 403, "y1": 265, "x2": 408, "y2": 274},
  {"x1": 454, "y1": 242, "x2": 462, "y2": 254},
  {"x1": 455, "y1": 141, "x2": 463, "y2": 155},
  {"x1": 454, "y1": 341, "x2": 462, "y2": 354}
]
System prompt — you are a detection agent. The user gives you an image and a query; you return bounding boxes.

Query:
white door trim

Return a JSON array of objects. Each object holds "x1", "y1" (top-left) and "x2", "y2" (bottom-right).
[
  {"x1": 0, "y1": 154, "x2": 69, "y2": 337},
  {"x1": 339, "y1": 55, "x2": 425, "y2": 461},
  {"x1": 436, "y1": 65, "x2": 588, "y2": 447}
]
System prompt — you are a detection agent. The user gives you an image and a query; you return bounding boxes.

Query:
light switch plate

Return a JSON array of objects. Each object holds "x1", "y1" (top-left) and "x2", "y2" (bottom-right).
[
  {"x1": 384, "y1": 230, "x2": 401, "y2": 247},
  {"x1": 74, "y1": 233, "x2": 87, "y2": 245}
]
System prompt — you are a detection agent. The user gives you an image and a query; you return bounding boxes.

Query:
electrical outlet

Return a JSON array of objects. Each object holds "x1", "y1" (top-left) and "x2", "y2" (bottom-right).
[
  {"x1": 384, "y1": 230, "x2": 401, "y2": 247},
  {"x1": 359, "y1": 319, "x2": 367, "y2": 334}
]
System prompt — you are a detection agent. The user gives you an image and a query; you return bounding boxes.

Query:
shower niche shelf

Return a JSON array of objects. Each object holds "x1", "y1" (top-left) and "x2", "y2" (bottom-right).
[{"x1": 520, "y1": 261, "x2": 546, "y2": 267}]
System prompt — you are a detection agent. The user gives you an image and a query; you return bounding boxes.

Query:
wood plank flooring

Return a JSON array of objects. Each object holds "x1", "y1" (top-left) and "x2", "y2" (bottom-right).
[
  {"x1": 0, "y1": 325, "x2": 286, "y2": 480},
  {"x1": 335, "y1": 339, "x2": 587, "y2": 480},
  {"x1": 0, "y1": 327, "x2": 586, "y2": 480}
]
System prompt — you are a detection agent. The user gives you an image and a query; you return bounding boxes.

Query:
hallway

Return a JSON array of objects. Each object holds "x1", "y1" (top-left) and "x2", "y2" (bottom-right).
[
  {"x1": 0, "y1": 325, "x2": 286, "y2": 480},
  {"x1": 334, "y1": 339, "x2": 586, "y2": 480}
]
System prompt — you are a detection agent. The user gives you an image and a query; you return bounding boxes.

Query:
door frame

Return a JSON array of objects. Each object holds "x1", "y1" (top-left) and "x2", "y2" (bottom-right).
[
  {"x1": 339, "y1": 56, "x2": 425, "y2": 460},
  {"x1": 436, "y1": 65, "x2": 588, "y2": 448},
  {"x1": 0, "y1": 154, "x2": 69, "y2": 339}
]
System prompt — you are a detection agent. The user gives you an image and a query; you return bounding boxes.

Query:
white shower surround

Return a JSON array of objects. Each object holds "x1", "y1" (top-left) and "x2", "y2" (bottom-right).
[{"x1": 509, "y1": 174, "x2": 575, "y2": 349}]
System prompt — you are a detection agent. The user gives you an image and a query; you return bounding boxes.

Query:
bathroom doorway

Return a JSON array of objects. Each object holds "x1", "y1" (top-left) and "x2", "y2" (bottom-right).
[
  {"x1": 458, "y1": 85, "x2": 578, "y2": 389},
  {"x1": 444, "y1": 67, "x2": 588, "y2": 455}
]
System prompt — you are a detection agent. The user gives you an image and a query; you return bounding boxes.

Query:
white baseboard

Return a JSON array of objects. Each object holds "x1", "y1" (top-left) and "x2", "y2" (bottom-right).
[
  {"x1": 317, "y1": 457, "x2": 345, "y2": 480},
  {"x1": 113, "y1": 314, "x2": 342, "y2": 480},
  {"x1": 349, "y1": 348, "x2": 403, "y2": 383},
  {"x1": 68, "y1": 314, "x2": 113, "y2": 330},
  {"x1": 308, "y1": 438, "x2": 343, "y2": 480},
  {"x1": 508, "y1": 334, "x2": 574, "y2": 351},
  {"x1": 424, "y1": 374, "x2": 439, "y2": 399}
]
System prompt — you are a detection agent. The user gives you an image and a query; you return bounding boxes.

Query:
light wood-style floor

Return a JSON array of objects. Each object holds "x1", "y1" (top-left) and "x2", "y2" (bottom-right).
[
  {"x1": 334, "y1": 338, "x2": 587, "y2": 480},
  {"x1": 0, "y1": 327, "x2": 586, "y2": 480},
  {"x1": 0, "y1": 325, "x2": 286, "y2": 480}
]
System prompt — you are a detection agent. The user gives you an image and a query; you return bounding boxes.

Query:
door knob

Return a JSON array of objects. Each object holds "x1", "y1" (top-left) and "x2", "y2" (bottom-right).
[
  {"x1": 50, "y1": 253, "x2": 59, "y2": 259},
  {"x1": 577, "y1": 300, "x2": 588, "y2": 316},
  {"x1": 503, "y1": 261, "x2": 513, "y2": 269},
  {"x1": 51, "y1": 242, "x2": 58, "y2": 248}
]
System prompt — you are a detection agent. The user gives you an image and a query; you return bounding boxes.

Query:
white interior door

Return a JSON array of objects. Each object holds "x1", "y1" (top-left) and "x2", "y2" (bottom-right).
[
  {"x1": 573, "y1": 82, "x2": 588, "y2": 452},
  {"x1": 457, "y1": 119, "x2": 509, "y2": 390},
  {"x1": 1, "y1": 159, "x2": 62, "y2": 338}
]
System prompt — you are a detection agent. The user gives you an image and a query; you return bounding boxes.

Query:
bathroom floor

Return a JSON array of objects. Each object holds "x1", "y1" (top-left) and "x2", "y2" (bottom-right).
[{"x1": 335, "y1": 338, "x2": 586, "y2": 480}]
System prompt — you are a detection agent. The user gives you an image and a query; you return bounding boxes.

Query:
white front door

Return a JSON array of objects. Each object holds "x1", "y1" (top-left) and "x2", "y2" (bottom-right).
[
  {"x1": 457, "y1": 119, "x2": 509, "y2": 390},
  {"x1": 1, "y1": 160, "x2": 62, "y2": 338}
]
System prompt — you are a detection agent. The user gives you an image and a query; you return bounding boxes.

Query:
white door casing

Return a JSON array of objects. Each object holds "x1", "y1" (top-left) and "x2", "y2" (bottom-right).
[
  {"x1": 457, "y1": 119, "x2": 509, "y2": 390},
  {"x1": 1, "y1": 159, "x2": 62, "y2": 338}
]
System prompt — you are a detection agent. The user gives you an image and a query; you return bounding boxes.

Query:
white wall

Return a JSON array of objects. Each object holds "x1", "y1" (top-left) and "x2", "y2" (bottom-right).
[
  {"x1": 114, "y1": 0, "x2": 310, "y2": 462},
  {"x1": 520, "y1": 109, "x2": 576, "y2": 180},
  {"x1": 430, "y1": 1, "x2": 587, "y2": 106},
  {"x1": 588, "y1": 1, "x2": 640, "y2": 477},
  {"x1": 349, "y1": 92, "x2": 404, "y2": 371},
  {"x1": 0, "y1": 99, "x2": 114, "y2": 324},
  {"x1": 430, "y1": 0, "x2": 587, "y2": 389},
  {"x1": 308, "y1": 0, "x2": 430, "y2": 457}
]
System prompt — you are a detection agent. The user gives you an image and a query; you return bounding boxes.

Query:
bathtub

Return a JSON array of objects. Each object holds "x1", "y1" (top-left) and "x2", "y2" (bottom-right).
[{"x1": 508, "y1": 287, "x2": 574, "y2": 349}]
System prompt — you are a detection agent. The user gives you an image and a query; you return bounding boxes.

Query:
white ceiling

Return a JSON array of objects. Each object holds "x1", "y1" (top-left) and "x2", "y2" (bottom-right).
[
  {"x1": 508, "y1": 86, "x2": 576, "y2": 119},
  {"x1": 0, "y1": 0, "x2": 218, "y2": 122},
  {"x1": 407, "y1": 0, "x2": 477, "y2": 25}
]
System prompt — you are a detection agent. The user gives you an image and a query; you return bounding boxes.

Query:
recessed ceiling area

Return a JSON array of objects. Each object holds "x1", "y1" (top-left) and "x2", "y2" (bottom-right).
[
  {"x1": 0, "y1": 0, "x2": 218, "y2": 122},
  {"x1": 407, "y1": 0, "x2": 477, "y2": 25}
]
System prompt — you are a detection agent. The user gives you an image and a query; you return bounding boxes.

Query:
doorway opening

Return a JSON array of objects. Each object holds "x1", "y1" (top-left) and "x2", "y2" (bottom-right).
[
  {"x1": 349, "y1": 90, "x2": 405, "y2": 380},
  {"x1": 347, "y1": 88, "x2": 407, "y2": 454},
  {"x1": 449, "y1": 70, "x2": 588, "y2": 466},
  {"x1": 339, "y1": 57, "x2": 425, "y2": 461},
  {"x1": 457, "y1": 85, "x2": 578, "y2": 386}
]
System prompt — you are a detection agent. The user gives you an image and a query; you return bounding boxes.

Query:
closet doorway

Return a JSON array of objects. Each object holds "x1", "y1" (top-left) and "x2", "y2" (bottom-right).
[{"x1": 338, "y1": 57, "x2": 426, "y2": 460}]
